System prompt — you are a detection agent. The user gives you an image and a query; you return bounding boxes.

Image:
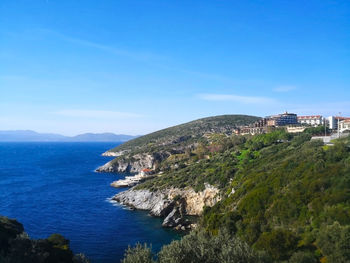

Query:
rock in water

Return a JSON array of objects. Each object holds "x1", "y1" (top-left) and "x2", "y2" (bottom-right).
[{"x1": 162, "y1": 207, "x2": 183, "y2": 228}]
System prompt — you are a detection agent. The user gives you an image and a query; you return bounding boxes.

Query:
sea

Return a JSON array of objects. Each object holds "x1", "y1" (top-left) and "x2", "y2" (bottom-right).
[{"x1": 0, "y1": 142, "x2": 180, "y2": 262}]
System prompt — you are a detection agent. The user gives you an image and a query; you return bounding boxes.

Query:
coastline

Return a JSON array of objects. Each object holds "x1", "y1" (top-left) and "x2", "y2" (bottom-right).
[
  {"x1": 0, "y1": 142, "x2": 181, "y2": 262},
  {"x1": 111, "y1": 184, "x2": 220, "y2": 230}
]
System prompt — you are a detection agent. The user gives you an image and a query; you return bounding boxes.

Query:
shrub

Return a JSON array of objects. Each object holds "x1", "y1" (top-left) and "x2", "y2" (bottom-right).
[
  {"x1": 254, "y1": 229, "x2": 298, "y2": 261},
  {"x1": 316, "y1": 222, "x2": 350, "y2": 263},
  {"x1": 121, "y1": 243, "x2": 154, "y2": 263},
  {"x1": 288, "y1": 251, "x2": 318, "y2": 263},
  {"x1": 158, "y1": 230, "x2": 269, "y2": 263},
  {"x1": 48, "y1": 233, "x2": 70, "y2": 250}
]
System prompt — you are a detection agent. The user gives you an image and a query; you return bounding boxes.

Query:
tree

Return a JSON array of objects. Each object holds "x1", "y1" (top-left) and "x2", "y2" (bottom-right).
[
  {"x1": 121, "y1": 243, "x2": 154, "y2": 263},
  {"x1": 158, "y1": 230, "x2": 269, "y2": 263},
  {"x1": 316, "y1": 222, "x2": 350, "y2": 263}
]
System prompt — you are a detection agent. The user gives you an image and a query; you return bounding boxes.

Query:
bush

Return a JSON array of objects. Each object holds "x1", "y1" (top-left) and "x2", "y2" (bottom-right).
[
  {"x1": 316, "y1": 222, "x2": 350, "y2": 263},
  {"x1": 254, "y1": 229, "x2": 298, "y2": 261},
  {"x1": 48, "y1": 233, "x2": 70, "y2": 250},
  {"x1": 288, "y1": 251, "x2": 318, "y2": 263},
  {"x1": 121, "y1": 243, "x2": 154, "y2": 263},
  {"x1": 159, "y1": 230, "x2": 270, "y2": 263},
  {"x1": 122, "y1": 230, "x2": 270, "y2": 263}
]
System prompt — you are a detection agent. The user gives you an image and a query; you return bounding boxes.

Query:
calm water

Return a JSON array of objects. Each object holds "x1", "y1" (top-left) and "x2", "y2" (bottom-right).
[{"x1": 0, "y1": 142, "x2": 180, "y2": 262}]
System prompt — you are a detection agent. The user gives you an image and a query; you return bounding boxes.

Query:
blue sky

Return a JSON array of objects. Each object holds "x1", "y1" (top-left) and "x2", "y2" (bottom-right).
[{"x1": 1, "y1": 0, "x2": 349, "y2": 135}]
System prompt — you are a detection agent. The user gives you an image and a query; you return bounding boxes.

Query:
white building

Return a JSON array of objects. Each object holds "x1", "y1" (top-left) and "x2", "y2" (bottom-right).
[
  {"x1": 328, "y1": 116, "x2": 350, "y2": 130},
  {"x1": 327, "y1": 116, "x2": 338, "y2": 130},
  {"x1": 297, "y1": 115, "x2": 323, "y2": 127},
  {"x1": 286, "y1": 126, "x2": 306, "y2": 133},
  {"x1": 340, "y1": 120, "x2": 350, "y2": 133}
]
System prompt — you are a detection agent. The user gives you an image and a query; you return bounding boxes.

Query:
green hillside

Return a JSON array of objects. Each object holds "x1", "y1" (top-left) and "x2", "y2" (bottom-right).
[
  {"x1": 201, "y1": 132, "x2": 350, "y2": 262},
  {"x1": 106, "y1": 115, "x2": 260, "y2": 155},
  {"x1": 126, "y1": 129, "x2": 350, "y2": 262}
]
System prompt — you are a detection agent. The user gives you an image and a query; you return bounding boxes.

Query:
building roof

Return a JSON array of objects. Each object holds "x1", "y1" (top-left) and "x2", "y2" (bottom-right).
[
  {"x1": 297, "y1": 115, "x2": 322, "y2": 119},
  {"x1": 141, "y1": 168, "x2": 152, "y2": 172},
  {"x1": 268, "y1": 112, "x2": 297, "y2": 119},
  {"x1": 334, "y1": 116, "x2": 350, "y2": 120}
]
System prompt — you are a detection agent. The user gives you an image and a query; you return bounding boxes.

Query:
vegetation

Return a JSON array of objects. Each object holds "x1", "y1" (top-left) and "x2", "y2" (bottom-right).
[
  {"x1": 135, "y1": 130, "x2": 293, "y2": 192},
  {"x1": 47, "y1": 233, "x2": 70, "y2": 250},
  {"x1": 202, "y1": 132, "x2": 350, "y2": 262},
  {"x1": 122, "y1": 243, "x2": 154, "y2": 263},
  {"x1": 122, "y1": 230, "x2": 269, "y2": 263},
  {"x1": 135, "y1": 148, "x2": 239, "y2": 192},
  {"x1": 125, "y1": 128, "x2": 350, "y2": 262},
  {"x1": 0, "y1": 215, "x2": 89, "y2": 263},
  {"x1": 107, "y1": 115, "x2": 259, "y2": 155},
  {"x1": 304, "y1": 125, "x2": 330, "y2": 136}
]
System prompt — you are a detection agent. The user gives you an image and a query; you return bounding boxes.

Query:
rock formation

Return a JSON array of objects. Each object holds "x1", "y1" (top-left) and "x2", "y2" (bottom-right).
[
  {"x1": 96, "y1": 152, "x2": 168, "y2": 173},
  {"x1": 112, "y1": 184, "x2": 220, "y2": 230}
]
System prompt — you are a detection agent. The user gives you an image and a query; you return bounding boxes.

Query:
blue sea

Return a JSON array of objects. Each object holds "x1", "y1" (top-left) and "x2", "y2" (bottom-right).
[{"x1": 0, "y1": 142, "x2": 180, "y2": 262}]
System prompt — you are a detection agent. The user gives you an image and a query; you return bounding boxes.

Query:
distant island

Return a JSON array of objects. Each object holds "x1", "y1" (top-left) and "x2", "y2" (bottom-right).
[{"x1": 0, "y1": 130, "x2": 138, "y2": 142}]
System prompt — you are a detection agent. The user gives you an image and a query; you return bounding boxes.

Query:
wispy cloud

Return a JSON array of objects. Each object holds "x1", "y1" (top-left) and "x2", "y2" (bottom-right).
[
  {"x1": 54, "y1": 109, "x2": 143, "y2": 119},
  {"x1": 198, "y1": 93, "x2": 276, "y2": 104},
  {"x1": 36, "y1": 29, "x2": 165, "y2": 61},
  {"x1": 274, "y1": 85, "x2": 297, "y2": 92},
  {"x1": 31, "y1": 29, "x2": 262, "y2": 86}
]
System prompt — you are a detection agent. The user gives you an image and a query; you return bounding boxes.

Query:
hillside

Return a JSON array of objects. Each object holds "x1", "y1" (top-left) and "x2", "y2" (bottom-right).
[
  {"x1": 201, "y1": 133, "x2": 350, "y2": 262},
  {"x1": 114, "y1": 127, "x2": 350, "y2": 262},
  {"x1": 97, "y1": 115, "x2": 260, "y2": 173},
  {"x1": 106, "y1": 115, "x2": 259, "y2": 154}
]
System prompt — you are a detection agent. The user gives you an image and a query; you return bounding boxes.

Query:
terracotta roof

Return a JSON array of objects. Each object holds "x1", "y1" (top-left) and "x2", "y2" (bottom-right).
[{"x1": 141, "y1": 168, "x2": 152, "y2": 172}]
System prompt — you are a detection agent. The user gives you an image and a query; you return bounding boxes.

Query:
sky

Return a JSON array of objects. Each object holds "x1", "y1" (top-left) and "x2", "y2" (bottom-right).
[{"x1": 0, "y1": 0, "x2": 349, "y2": 135}]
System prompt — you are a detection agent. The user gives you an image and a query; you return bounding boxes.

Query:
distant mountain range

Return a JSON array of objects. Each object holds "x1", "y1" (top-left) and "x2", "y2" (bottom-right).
[{"x1": 0, "y1": 130, "x2": 138, "y2": 142}]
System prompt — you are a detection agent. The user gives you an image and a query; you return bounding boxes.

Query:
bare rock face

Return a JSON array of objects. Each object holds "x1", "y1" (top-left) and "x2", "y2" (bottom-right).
[
  {"x1": 113, "y1": 189, "x2": 174, "y2": 217},
  {"x1": 102, "y1": 150, "x2": 128, "y2": 157},
  {"x1": 162, "y1": 207, "x2": 183, "y2": 228},
  {"x1": 162, "y1": 200, "x2": 187, "y2": 228},
  {"x1": 149, "y1": 199, "x2": 175, "y2": 217},
  {"x1": 167, "y1": 184, "x2": 220, "y2": 215},
  {"x1": 96, "y1": 160, "x2": 130, "y2": 173},
  {"x1": 97, "y1": 152, "x2": 170, "y2": 173},
  {"x1": 112, "y1": 184, "x2": 220, "y2": 230}
]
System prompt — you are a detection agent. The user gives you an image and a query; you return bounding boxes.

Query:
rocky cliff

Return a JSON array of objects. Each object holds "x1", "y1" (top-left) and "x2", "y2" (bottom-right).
[
  {"x1": 101, "y1": 150, "x2": 128, "y2": 157},
  {"x1": 113, "y1": 184, "x2": 220, "y2": 230},
  {"x1": 96, "y1": 152, "x2": 170, "y2": 173}
]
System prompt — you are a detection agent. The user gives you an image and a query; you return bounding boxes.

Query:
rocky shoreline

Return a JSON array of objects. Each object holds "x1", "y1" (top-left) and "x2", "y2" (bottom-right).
[
  {"x1": 110, "y1": 169, "x2": 155, "y2": 188},
  {"x1": 112, "y1": 185, "x2": 220, "y2": 230},
  {"x1": 97, "y1": 146, "x2": 191, "y2": 174},
  {"x1": 97, "y1": 138, "x2": 221, "y2": 230},
  {"x1": 96, "y1": 153, "x2": 163, "y2": 173}
]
